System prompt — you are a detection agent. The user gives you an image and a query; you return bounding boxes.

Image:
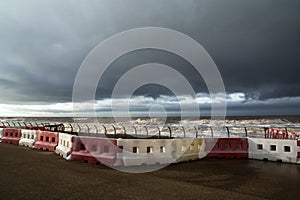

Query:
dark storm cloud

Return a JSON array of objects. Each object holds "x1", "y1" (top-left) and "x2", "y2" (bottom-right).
[{"x1": 0, "y1": 0, "x2": 299, "y2": 115}]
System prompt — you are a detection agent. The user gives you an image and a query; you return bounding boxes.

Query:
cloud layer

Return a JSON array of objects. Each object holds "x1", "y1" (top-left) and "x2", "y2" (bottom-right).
[
  {"x1": 0, "y1": 0, "x2": 299, "y2": 116},
  {"x1": 1, "y1": 93, "x2": 299, "y2": 117}
]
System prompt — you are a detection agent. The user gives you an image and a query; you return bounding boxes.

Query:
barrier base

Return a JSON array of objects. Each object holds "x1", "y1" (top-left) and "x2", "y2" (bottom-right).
[{"x1": 1, "y1": 138, "x2": 20, "y2": 145}]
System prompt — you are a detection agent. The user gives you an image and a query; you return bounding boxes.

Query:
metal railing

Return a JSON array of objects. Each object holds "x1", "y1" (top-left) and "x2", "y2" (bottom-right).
[{"x1": 0, "y1": 120, "x2": 299, "y2": 139}]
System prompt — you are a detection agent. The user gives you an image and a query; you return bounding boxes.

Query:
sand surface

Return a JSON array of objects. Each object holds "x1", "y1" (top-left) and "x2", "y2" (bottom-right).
[{"x1": 0, "y1": 143, "x2": 300, "y2": 200}]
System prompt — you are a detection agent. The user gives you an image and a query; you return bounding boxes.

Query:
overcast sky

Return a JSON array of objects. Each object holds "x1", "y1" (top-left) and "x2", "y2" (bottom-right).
[{"x1": 0, "y1": 0, "x2": 300, "y2": 117}]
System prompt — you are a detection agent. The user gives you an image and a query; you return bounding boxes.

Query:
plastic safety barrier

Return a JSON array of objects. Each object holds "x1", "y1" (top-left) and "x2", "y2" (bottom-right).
[
  {"x1": 205, "y1": 138, "x2": 248, "y2": 159},
  {"x1": 71, "y1": 137, "x2": 121, "y2": 166},
  {"x1": 248, "y1": 138, "x2": 298, "y2": 163},
  {"x1": 19, "y1": 129, "x2": 37, "y2": 148},
  {"x1": 55, "y1": 133, "x2": 75, "y2": 160},
  {"x1": 264, "y1": 128, "x2": 298, "y2": 140},
  {"x1": 0, "y1": 128, "x2": 3, "y2": 142},
  {"x1": 34, "y1": 131, "x2": 59, "y2": 151},
  {"x1": 1, "y1": 128, "x2": 22, "y2": 145},
  {"x1": 117, "y1": 139, "x2": 174, "y2": 166},
  {"x1": 172, "y1": 138, "x2": 206, "y2": 163}
]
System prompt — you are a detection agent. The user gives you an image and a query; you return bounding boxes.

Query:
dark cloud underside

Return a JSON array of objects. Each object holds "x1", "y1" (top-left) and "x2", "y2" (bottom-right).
[{"x1": 0, "y1": 0, "x2": 299, "y2": 115}]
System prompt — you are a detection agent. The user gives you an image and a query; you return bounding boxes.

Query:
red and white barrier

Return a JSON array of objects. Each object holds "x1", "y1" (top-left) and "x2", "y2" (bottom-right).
[
  {"x1": 71, "y1": 137, "x2": 121, "y2": 166},
  {"x1": 172, "y1": 138, "x2": 206, "y2": 163},
  {"x1": 265, "y1": 128, "x2": 297, "y2": 140},
  {"x1": 248, "y1": 138, "x2": 298, "y2": 163},
  {"x1": 289, "y1": 132, "x2": 298, "y2": 140},
  {"x1": 205, "y1": 138, "x2": 248, "y2": 159},
  {"x1": 34, "y1": 131, "x2": 59, "y2": 151},
  {"x1": 117, "y1": 138, "x2": 174, "y2": 166},
  {"x1": 1, "y1": 128, "x2": 22, "y2": 145},
  {"x1": 1, "y1": 125, "x2": 300, "y2": 167},
  {"x1": 265, "y1": 128, "x2": 275, "y2": 139},
  {"x1": 55, "y1": 133, "x2": 75, "y2": 160},
  {"x1": 19, "y1": 129, "x2": 37, "y2": 148}
]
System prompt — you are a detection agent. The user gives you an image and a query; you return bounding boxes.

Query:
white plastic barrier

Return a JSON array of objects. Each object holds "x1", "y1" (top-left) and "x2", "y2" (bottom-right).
[
  {"x1": 55, "y1": 133, "x2": 75, "y2": 160},
  {"x1": 117, "y1": 139, "x2": 175, "y2": 166},
  {"x1": 0, "y1": 128, "x2": 3, "y2": 142},
  {"x1": 248, "y1": 138, "x2": 298, "y2": 163},
  {"x1": 172, "y1": 138, "x2": 206, "y2": 163},
  {"x1": 19, "y1": 129, "x2": 37, "y2": 148}
]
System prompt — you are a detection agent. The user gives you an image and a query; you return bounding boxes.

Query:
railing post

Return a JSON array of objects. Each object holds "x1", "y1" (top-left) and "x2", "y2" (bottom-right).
[
  {"x1": 194, "y1": 126, "x2": 198, "y2": 138},
  {"x1": 85, "y1": 124, "x2": 90, "y2": 133},
  {"x1": 132, "y1": 126, "x2": 137, "y2": 138},
  {"x1": 69, "y1": 123, "x2": 73, "y2": 133},
  {"x1": 112, "y1": 125, "x2": 116, "y2": 138},
  {"x1": 77, "y1": 123, "x2": 82, "y2": 133},
  {"x1": 94, "y1": 125, "x2": 98, "y2": 134},
  {"x1": 144, "y1": 126, "x2": 148, "y2": 137},
  {"x1": 168, "y1": 126, "x2": 172, "y2": 138},
  {"x1": 102, "y1": 125, "x2": 107, "y2": 135},
  {"x1": 226, "y1": 126, "x2": 230, "y2": 138},
  {"x1": 121, "y1": 125, "x2": 126, "y2": 138},
  {"x1": 157, "y1": 127, "x2": 161, "y2": 139},
  {"x1": 244, "y1": 127, "x2": 248, "y2": 137},
  {"x1": 210, "y1": 127, "x2": 214, "y2": 138}
]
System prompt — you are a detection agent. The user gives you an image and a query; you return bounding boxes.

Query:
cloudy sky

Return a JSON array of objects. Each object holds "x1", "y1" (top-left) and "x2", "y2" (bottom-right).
[{"x1": 0, "y1": 0, "x2": 300, "y2": 117}]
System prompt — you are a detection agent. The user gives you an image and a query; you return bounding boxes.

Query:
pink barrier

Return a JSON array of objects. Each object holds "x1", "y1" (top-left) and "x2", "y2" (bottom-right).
[
  {"x1": 205, "y1": 138, "x2": 248, "y2": 159},
  {"x1": 71, "y1": 137, "x2": 122, "y2": 166},
  {"x1": 34, "y1": 131, "x2": 59, "y2": 151},
  {"x1": 1, "y1": 128, "x2": 22, "y2": 145}
]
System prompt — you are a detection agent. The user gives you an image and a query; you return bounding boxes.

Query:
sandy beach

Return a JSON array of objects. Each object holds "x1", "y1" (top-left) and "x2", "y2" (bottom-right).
[{"x1": 0, "y1": 143, "x2": 299, "y2": 200}]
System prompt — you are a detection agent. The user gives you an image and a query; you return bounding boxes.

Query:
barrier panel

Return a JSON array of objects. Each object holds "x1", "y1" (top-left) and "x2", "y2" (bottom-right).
[
  {"x1": 0, "y1": 128, "x2": 3, "y2": 142},
  {"x1": 116, "y1": 139, "x2": 174, "y2": 166},
  {"x1": 172, "y1": 138, "x2": 206, "y2": 163},
  {"x1": 34, "y1": 131, "x2": 59, "y2": 151},
  {"x1": 19, "y1": 129, "x2": 37, "y2": 148},
  {"x1": 264, "y1": 128, "x2": 298, "y2": 140},
  {"x1": 1, "y1": 128, "x2": 22, "y2": 145},
  {"x1": 70, "y1": 137, "x2": 120, "y2": 166},
  {"x1": 205, "y1": 138, "x2": 248, "y2": 159},
  {"x1": 55, "y1": 133, "x2": 76, "y2": 160},
  {"x1": 248, "y1": 138, "x2": 298, "y2": 163}
]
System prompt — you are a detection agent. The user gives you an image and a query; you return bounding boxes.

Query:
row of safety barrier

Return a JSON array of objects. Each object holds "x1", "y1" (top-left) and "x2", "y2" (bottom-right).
[
  {"x1": 1, "y1": 127, "x2": 300, "y2": 166},
  {"x1": 264, "y1": 128, "x2": 298, "y2": 140}
]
